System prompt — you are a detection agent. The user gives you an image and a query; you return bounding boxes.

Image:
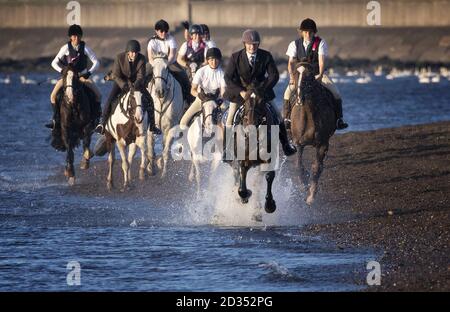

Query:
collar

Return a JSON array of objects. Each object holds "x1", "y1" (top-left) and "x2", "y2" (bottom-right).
[{"x1": 246, "y1": 51, "x2": 257, "y2": 60}]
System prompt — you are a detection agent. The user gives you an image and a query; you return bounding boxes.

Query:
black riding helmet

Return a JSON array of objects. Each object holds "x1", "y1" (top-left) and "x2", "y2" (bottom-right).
[
  {"x1": 200, "y1": 24, "x2": 210, "y2": 35},
  {"x1": 126, "y1": 40, "x2": 141, "y2": 53},
  {"x1": 155, "y1": 19, "x2": 170, "y2": 32},
  {"x1": 68, "y1": 24, "x2": 83, "y2": 37},
  {"x1": 189, "y1": 24, "x2": 203, "y2": 35},
  {"x1": 206, "y1": 47, "x2": 222, "y2": 60},
  {"x1": 299, "y1": 18, "x2": 317, "y2": 33}
]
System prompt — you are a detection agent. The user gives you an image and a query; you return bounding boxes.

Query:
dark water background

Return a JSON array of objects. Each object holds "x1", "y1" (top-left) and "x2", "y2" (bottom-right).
[{"x1": 0, "y1": 72, "x2": 449, "y2": 291}]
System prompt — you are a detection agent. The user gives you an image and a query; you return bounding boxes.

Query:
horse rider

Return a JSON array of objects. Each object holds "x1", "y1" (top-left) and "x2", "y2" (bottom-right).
[
  {"x1": 179, "y1": 47, "x2": 226, "y2": 129},
  {"x1": 147, "y1": 19, "x2": 194, "y2": 105},
  {"x1": 181, "y1": 22, "x2": 216, "y2": 49},
  {"x1": 283, "y1": 18, "x2": 348, "y2": 130},
  {"x1": 223, "y1": 29, "x2": 297, "y2": 161},
  {"x1": 177, "y1": 24, "x2": 209, "y2": 81},
  {"x1": 95, "y1": 40, "x2": 160, "y2": 134},
  {"x1": 46, "y1": 24, "x2": 102, "y2": 131}
]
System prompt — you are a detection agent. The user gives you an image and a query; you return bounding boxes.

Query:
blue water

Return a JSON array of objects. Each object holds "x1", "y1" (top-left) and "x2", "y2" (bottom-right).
[{"x1": 0, "y1": 72, "x2": 449, "y2": 291}]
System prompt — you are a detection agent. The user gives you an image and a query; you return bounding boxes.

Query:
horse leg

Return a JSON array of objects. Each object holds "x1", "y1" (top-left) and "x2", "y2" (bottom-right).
[
  {"x1": 238, "y1": 164, "x2": 252, "y2": 203},
  {"x1": 296, "y1": 145, "x2": 308, "y2": 192},
  {"x1": 264, "y1": 170, "x2": 277, "y2": 213},
  {"x1": 146, "y1": 130, "x2": 156, "y2": 175},
  {"x1": 127, "y1": 142, "x2": 137, "y2": 181},
  {"x1": 306, "y1": 144, "x2": 328, "y2": 205},
  {"x1": 65, "y1": 147, "x2": 75, "y2": 185},
  {"x1": 107, "y1": 143, "x2": 115, "y2": 190},
  {"x1": 80, "y1": 132, "x2": 92, "y2": 170},
  {"x1": 136, "y1": 135, "x2": 147, "y2": 181},
  {"x1": 194, "y1": 160, "x2": 201, "y2": 199},
  {"x1": 161, "y1": 130, "x2": 172, "y2": 178},
  {"x1": 116, "y1": 139, "x2": 130, "y2": 190}
]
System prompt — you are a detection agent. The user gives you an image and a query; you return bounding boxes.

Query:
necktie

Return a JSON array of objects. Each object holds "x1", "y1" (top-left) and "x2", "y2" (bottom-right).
[{"x1": 249, "y1": 54, "x2": 255, "y2": 68}]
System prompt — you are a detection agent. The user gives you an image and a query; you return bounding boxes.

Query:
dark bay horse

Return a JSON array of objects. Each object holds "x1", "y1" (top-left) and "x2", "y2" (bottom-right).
[
  {"x1": 58, "y1": 64, "x2": 95, "y2": 185},
  {"x1": 226, "y1": 84, "x2": 278, "y2": 214},
  {"x1": 290, "y1": 62, "x2": 337, "y2": 205}
]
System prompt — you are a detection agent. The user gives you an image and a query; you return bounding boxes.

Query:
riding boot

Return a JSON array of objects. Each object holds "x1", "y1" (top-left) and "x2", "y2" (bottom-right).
[
  {"x1": 335, "y1": 98, "x2": 348, "y2": 130},
  {"x1": 50, "y1": 103, "x2": 65, "y2": 151},
  {"x1": 45, "y1": 102, "x2": 59, "y2": 129},
  {"x1": 282, "y1": 99, "x2": 292, "y2": 129},
  {"x1": 147, "y1": 108, "x2": 161, "y2": 135},
  {"x1": 279, "y1": 122, "x2": 297, "y2": 156}
]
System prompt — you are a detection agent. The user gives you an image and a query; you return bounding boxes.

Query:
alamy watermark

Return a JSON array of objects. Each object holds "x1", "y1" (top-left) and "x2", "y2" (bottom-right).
[
  {"x1": 366, "y1": 260, "x2": 381, "y2": 286},
  {"x1": 66, "y1": 1, "x2": 81, "y2": 25},
  {"x1": 66, "y1": 261, "x2": 81, "y2": 286},
  {"x1": 367, "y1": 1, "x2": 381, "y2": 26}
]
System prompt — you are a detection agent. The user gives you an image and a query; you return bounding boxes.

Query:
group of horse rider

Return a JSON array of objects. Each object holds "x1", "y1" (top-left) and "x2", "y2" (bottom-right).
[{"x1": 46, "y1": 18, "x2": 348, "y2": 160}]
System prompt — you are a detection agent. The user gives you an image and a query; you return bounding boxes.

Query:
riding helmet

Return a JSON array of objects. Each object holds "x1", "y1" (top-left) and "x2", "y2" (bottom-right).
[
  {"x1": 68, "y1": 24, "x2": 83, "y2": 37},
  {"x1": 299, "y1": 18, "x2": 317, "y2": 33},
  {"x1": 206, "y1": 47, "x2": 222, "y2": 60},
  {"x1": 200, "y1": 24, "x2": 210, "y2": 35},
  {"x1": 189, "y1": 24, "x2": 203, "y2": 35},
  {"x1": 126, "y1": 40, "x2": 141, "y2": 53},
  {"x1": 242, "y1": 29, "x2": 261, "y2": 44},
  {"x1": 155, "y1": 19, "x2": 170, "y2": 32}
]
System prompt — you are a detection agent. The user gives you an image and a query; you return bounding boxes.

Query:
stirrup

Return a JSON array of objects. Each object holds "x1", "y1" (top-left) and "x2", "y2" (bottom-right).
[{"x1": 95, "y1": 124, "x2": 105, "y2": 134}]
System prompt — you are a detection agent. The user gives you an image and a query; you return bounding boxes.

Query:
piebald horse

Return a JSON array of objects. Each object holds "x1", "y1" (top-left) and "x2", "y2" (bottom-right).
[
  {"x1": 104, "y1": 88, "x2": 147, "y2": 190},
  {"x1": 290, "y1": 61, "x2": 337, "y2": 205},
  {"x1": 187, "y1": 99, "x2": 222, "y2": 196},
  {"x1": 147, "y1": 55, "x2": 184, "y2": 178},
  {"x1": 59, "y1": 63, "x2": 95, "y2": 185}
]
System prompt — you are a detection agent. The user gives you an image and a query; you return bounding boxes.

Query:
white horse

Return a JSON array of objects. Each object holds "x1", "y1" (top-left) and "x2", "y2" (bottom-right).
[
  {"x1": 187, "y1": 100, "x2": 222, "y2": 196},
  {"x1": 147, "y1": 55, "x2": 184, "y2": 178},
  {"x1": 104, "y1": 89, "x2": 147, "y2": 190}
]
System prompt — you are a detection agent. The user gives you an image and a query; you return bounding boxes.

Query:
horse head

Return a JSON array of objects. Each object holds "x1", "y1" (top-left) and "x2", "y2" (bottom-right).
[
  {"x1": 243, "y1": 81, "x2": 266, "y2": 127},
  {"x1": 62, "y1": 63, "x2": 80, "y2": 105},
  {"x1": 126, "y1": 87, "x2": 144, "y2": 125},
  {"x1": 201, "y1": 99, "x2": 220, "y2": 136},
  {"x1": 296, "y1": 60, "x2": 317, "y2": 104},
  {"x1": 152, "y1": 53, "x2": 170, "y2": 99}
]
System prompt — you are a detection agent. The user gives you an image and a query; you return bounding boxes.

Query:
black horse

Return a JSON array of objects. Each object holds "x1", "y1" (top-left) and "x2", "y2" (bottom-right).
[
  {"x1": 226, "y1": 83, "x2": 278, "y2": 214},
  {"x1": 57, "y1": 64, "x2": 96, "y2": 185}
]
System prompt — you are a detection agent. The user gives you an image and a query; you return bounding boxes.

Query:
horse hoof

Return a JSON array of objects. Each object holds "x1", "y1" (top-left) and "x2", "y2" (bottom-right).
[
  {"x1": 64, "y1": 169, "x2": 69, "y2": 177},
  {"x1": 161, "y1": 170, "x2": 167, "y2": 179},
  {"x1": 147, "y1": 164, "x2": 156, "y2": 176},
  {"x1": 238, "y1": 189, "x2": 252, "y2": 203},
  {"x1": 80, "y1": 159, "x2": 89, "y2": 170},
  {"x1": 264, "y1": 198, "x2": 276, "y2": 213},
  {"x1": 107, "y1": 181, "x2": 113, "y2": 191},
  {"x1": 68, "y1": 177, "x2": 75, "y2": 186}
]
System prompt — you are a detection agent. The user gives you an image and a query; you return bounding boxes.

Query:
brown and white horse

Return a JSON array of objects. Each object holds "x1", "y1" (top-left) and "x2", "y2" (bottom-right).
[{"x1": 104, "y1": 88, "x2": 147, "y2": 190}]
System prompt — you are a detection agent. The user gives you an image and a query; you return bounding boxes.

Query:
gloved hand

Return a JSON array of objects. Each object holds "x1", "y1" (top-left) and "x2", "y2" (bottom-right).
[
  {"x1": 80, "y1": 71, "x2": 91, "y2": 80},
  {"x1": 198, "y1": 90, "x2": 209, "y2": 102},
  {"x1": 122, "y1": 84, "x2": 130, "y2": 93},
  {"x1": 181, "y1": 21, "x2": 190, "y2": 30},
  {"x1": 216, "y1": 98, "x2": 223, "y2": 106}
]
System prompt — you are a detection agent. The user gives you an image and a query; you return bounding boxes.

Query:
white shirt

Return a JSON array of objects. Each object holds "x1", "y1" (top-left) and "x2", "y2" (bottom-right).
[
  {"x1": 147, "y1": 34, "x2": 177, "y2": 64},
  {"x1": 51, "y1": 43, "x2": 99, "y2": 74},
  {"x1": 192, "y1": 65, "x2": 226, "y2": 95},
  {"x1": 286, "y1": 37, "x2": 328, "y2": 58},
  {"x1": 179, "y1": 40, "x2": 210, "y2": 59}
]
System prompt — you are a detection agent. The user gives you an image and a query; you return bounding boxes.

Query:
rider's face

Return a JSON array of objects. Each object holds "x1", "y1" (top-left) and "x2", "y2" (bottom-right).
[
  {"x1": 244, "y1": 43, "x2": 259, "y2": 54},
  {"x1": 128, "y1": 51, "x2": 137, "y2": 61},
  {"x1": 207, "y1": 57, "x2": 219, "y2": 69},
  {"x1": 70, "y1": 35, "x2": 81, "y2": 46},
  {"x1": 300, "y1": 30, "x2": 315, "y2": 41},
  {"x1": 156, "y1": 30, "x2": 167, "y2": 39},
  {"x1": 191, "y1": 33, "x2": 200, "y2": 42}
]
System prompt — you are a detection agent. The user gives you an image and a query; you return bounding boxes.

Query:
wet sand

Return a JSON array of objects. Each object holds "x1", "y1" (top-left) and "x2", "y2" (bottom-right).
[
  {"x1": 300, "y1": 121, "x2": 450, "y2": 291},
  {"x1": 52, "y1": 121, "x2": 450, "y2": 291}
]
